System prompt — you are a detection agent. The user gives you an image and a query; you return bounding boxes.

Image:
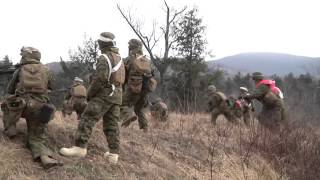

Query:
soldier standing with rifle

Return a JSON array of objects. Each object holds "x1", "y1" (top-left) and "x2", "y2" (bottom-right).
[{"x1": 238, "y1": 87, "x2": 254, "y2": 126}]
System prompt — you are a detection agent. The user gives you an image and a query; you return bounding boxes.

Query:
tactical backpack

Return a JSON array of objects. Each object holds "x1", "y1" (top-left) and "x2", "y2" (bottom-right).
[
  {"x1": 130, "y1": 55, "x2": 152, "y2": 75},
  {"x1": 257, "y1": 80, "x2": 284, "y2": 99},
  {"x1": 101, "y1": 53, "x2": 125, "y2": 85},
  {"x1": 216, "y1": 92, "x2": 227, "y2": 101},
  {"x1": 72, "y1": 84, "x2": 87, "y2": 97},
  {"x1": 128, "y1": 55, "x2": 156, "y2": 93},
  {"x1": 18, "y1": 63, "x2": 48, "y2": 93}
]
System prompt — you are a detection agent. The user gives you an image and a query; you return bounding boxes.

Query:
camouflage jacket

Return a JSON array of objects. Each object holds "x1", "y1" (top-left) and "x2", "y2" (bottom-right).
[
  {"x1": 247, "y1": 84, "x2": 283, "y2": 108},
  {"x1": 87, "y1": 47, "x2": 123, "y2": 105}
]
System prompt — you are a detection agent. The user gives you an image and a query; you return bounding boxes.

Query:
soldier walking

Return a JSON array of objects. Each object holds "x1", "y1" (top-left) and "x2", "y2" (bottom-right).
[
  {"x1": 244, "y1": 72, "x2": 286, "y2": 131},
  {"x1": 207, "y1": 85, "x2": 237, "y2": 125},
  {"x1": 2, "y1": 47, "x2": 62, "y2": 168},
  {"x1": 120, "y1": 39, "x2": 157, "y2": 132},
  {"x1": 238, "y1": 87, "x2": 254, "y2": 126},
  {"x1": 62, "y1": 77, "x2": 87, "y2": 120},
  {"x1": 60, "y1": 32, "x2": 125, "y2": 164}
]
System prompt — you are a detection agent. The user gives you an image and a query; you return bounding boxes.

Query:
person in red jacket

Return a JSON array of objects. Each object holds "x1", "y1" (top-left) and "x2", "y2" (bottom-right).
[{"x1": 244, "y1": 72, "x2": 286, "y2": 131}]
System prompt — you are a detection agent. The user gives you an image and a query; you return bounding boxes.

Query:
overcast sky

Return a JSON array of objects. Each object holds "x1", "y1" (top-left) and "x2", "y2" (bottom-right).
[{"x1": 0, "y1": 0, "x2": 319, "y2": 64}]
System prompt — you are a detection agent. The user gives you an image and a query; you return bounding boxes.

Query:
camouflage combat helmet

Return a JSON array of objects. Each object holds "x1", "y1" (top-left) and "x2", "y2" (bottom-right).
[
  {"x1": 20, "y1": 46, "x2": 41, "y2": 60},
  {"x1": 239, "y1": 87, "x2": 248, "y2": 92},
  {"x1": 155, "y1": 97, "x2": 162, "y2": 102},
  {"x1": 128, "y1": 39, "x2": 142, "y2": 49},
  {"x1": 207, "y1": 85, "x2": 216, "y2": 93},
  {"x1": 252, "y1": 72, "x2": 264, "y2": 80},
  {"x1": 98, "y1": 32, "x2": 116, "y2": 48},
  {"x1": 74, "y1": 77, "x2": 84, "y2": 83}
]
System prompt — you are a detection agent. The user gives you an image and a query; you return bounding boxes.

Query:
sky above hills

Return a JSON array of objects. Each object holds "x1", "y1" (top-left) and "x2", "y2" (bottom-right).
[{"x1": 0, "y1": 0, "x2": 320, "y2": 63}]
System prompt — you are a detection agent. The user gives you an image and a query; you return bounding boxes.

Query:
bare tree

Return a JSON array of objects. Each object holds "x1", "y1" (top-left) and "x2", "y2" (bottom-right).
[{"x1": 117, "y1": 1, "x2": 186, "y2": 95}]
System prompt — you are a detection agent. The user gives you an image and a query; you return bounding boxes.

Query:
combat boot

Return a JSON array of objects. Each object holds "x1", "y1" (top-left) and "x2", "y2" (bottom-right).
[
  {"x1": 104, "y1": 152, "x2": 119, "y2": 164},
  {"x1": 40, "y1": 155, "x2": 63, "y2": 169},
  {"x1": 121, "y1": 115, "x2": 138, "y2": 127},
  {"x1": 59, "y1": 146, "x2": 87, "y2": 157}
]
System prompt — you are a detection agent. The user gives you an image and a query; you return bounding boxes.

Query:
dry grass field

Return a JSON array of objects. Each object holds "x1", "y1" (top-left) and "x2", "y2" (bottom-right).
[{"x1": 0, "y1": 111, "x2": 319, "y2": 180}]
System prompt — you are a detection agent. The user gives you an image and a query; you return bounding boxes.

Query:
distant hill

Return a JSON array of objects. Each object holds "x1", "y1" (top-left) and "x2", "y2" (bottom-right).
[
  {"x1": 208, "y1": 53, "x2": 320, "y2": 76},
  {"x1": 46, "y1": 61, "x2": 63, "y2": 74},
  {"x1": 46, "y1": 53, "x2": 320, "y2": 76}
]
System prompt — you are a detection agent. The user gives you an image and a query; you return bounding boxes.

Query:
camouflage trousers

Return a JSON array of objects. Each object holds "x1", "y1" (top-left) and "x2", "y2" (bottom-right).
[
  {"x1": 258, "y1": 106, "x2": 286, "y2": 132},
  {"x1": 75, "y1": 97, "x2": 120, "y2": 154},
  {"x1": 62, "y1": 97, "x2": 87, "y2": 120},
  {"x1": 2, "y1": 95, "x2": 54, "y2": 159},
  {"x1": 242, "y1": 108, "x2": 253, "y2": 126},
  {"x1": 120, "y1": 88, "x2": 149, "y2": 129},
  {"x1": 1, "y1": 100, "x2": 21, "y2": 134},
  {"x1": 211, "y1": 104, "x2": 237, "y2": 125},
  {"x1": 234, "y1": 106, "x2": 253, "y2": 126}
]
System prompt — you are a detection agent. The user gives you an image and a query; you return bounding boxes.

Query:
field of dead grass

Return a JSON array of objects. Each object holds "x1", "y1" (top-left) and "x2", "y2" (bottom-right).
[{"x1": 2, "y1": 111, "x2": 316, "y2": 180}]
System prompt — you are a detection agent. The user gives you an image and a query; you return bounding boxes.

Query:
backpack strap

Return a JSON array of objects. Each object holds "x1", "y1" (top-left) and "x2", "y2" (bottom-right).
[
  {"x1": 136, "y1": 55, "x2": 145, "y2": 60},
  {"x1": 101, "y1": 54, "x2": 123, "y2": 80},
  {"x1": 101, "y1": 54, "x2": 123, "y2": 96}
]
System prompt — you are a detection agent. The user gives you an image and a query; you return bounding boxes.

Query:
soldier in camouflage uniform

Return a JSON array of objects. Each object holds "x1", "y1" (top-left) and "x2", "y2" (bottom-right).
[
  {"x1": 150, "y1": 98, "x2": 169, "y2": 122},
  {"x1": 207, "y1": 85, "x2": 237, "y2": 125},
  {"x1": 2, "y1": 47, "x2": 62, "y2": 169},
  {"x1": 60, "y1": 32, "x2": 125, "y2": 164},
  {"x1": 244, "y1": 72, "x2": 285, "y2": 131},
  {"x1": 237, "y1": 87, "x2": 254, "y2": 126},
  {"x1": 62, "y1": 77, "x2": 87, "y2": 120},
  {"x1": 120, "y1": 39, "x2": 155, "y2": 132}
]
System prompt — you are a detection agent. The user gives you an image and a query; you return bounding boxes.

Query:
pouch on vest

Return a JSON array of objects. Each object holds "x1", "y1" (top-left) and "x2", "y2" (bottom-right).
[
  {"x1": 6, "y1": 96, "x2": 26, "y2": 111},
  {"x1": 128, "y1": 76, "x2": 143, "y2": 93},
  {"x1": 19, "y1": 64, "x2": 48, "y2": 93},
  {"x1": 146, "y1": 77, "x2": 157, "y2": 92}
]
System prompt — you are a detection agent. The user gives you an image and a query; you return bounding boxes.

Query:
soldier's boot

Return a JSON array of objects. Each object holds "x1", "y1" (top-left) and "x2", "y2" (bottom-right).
[
  {"x1": 40, "y1": 155, "x2": 63, "y2": 169},
  {"x1": 3, "y1": 125, "x2": 17, "y2": 138},
  {"x1": 59, "y1": 146, "x2": 87, "y2": 157},
  {"x1": 104, "y1": 152, "x2": 119, "y2": 164},
  {"x1": 121, "y1": 115, "x2": 138, "y2": 127}
]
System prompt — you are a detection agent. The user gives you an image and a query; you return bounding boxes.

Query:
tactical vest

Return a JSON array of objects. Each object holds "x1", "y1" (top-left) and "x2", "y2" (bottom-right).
[
  {"x1": 101, "y1": 53, "x2": 125, "y2": 85},
  {"x1": 72, "y1": 84, "x2": 87, "y2": 97},
  {"x1": 18, "y1": 63, "x2": 48, "y2": 93}
]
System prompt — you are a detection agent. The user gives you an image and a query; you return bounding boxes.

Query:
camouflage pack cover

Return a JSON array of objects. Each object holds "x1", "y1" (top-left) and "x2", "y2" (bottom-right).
[
  {"x1": 18, "y1": 64, "x2": 48, "y2": 93},
  {"x1": 73, "y1": 84, "x2": 87, "y2": 97},
  {"x1": 130, "y1": 55, "x2": 152, "y2": 76}
]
